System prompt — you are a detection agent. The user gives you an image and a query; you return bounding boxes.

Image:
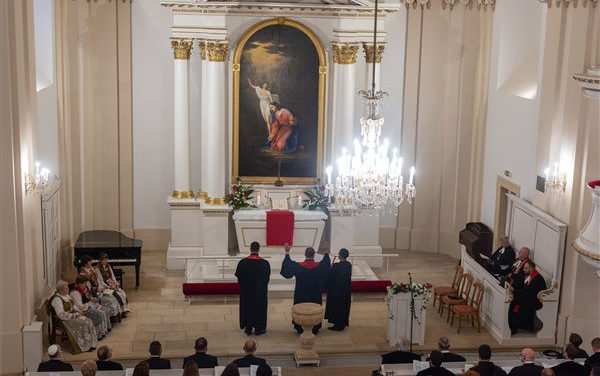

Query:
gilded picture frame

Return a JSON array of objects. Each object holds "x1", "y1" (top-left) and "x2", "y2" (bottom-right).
[{"x1": 232, "y1": 18, "x2": 326, "y2": 185}]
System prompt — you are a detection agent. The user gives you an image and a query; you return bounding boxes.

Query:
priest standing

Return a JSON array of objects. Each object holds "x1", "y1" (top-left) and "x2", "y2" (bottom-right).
[
  {"x1": 281, "y1": 244, "x2": 331, "y2": 335},
  {"x1": 235, "y1": 241, "x2": 271, "y2": 335},
  {"x1": 325, "y1": 248, "x2": 352, "y2": 331}
]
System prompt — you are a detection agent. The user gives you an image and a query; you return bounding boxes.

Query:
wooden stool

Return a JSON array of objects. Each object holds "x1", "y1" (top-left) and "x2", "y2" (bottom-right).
[{"x1": 292, "y1": 302, "x2": 324, "y2": 367}]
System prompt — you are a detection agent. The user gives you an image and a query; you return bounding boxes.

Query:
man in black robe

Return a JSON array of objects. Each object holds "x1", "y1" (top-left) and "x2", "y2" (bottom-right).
[
  {"x1": 235, "y1": 241, "x2": 271, "y2": 335},
  {"x1": 281, "y1": 244, "x2": 330, "y2": 335},
  {"x1": 503, "y1": 247, "x2": 531, "y2": 288},
  {"x1": 487, "y1": 236, "x2": 515, "y2": 275},
  {"x1": 325, "y1": 248, "x2": 352, "y2": 331},
  {"x1": 508, "y1": 260, "x2": 546, "y2": 335}
]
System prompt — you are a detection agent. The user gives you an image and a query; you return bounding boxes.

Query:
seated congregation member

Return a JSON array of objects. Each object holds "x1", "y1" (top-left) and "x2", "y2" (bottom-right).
[
  {"x1": 325, "y1": 248, "x2": 352, "y2": 331},
  {"x1": 281, "y1": 244, "x2": 331, "y2": 334},
  {"x1": 96, "y1": 253, "x2": 130, "y2": 313},
  {"x1": 507, "y1": 260, "x2": 546, "y2": 335},
  {"x1": 221, "y1": 363, "x2": 240, "y2": 376},
  {"x1": 507, "y1": 348, "x2": 543, "y2": 376},
  {"x1": 81, "y1": 359, "x2": 98, "y2": 376},
  {"x1": 257, "y1": 364, "x2": 273, "y2": 376},
  {"x1": 552, "y1": 344, "x2": 585, "y2": 376},
  {"x1": 381, "y1": 336, "x2": 421, "y2": 364},
  {"x1": 183, "y1": 360, "x2": 199, "y2": 376},
  {"x1": 585, "y1": 337, "x2": 600, "y2": 376},
  {"x1": 50, "y1": 280, "x2": 97, "y2": 353},
  {"x1": 183, "y1": 337, "x2": 218, "y2": 368},
  {"x1": 96, "y1": 345, "x2": 123, "y2": 370},
  {"x1": 568, "y1": 333, "x2": 589, "y2": 359},
  {"x1": 70, "y1": 275, "x2": 111, "y2": 340},
  {"x1": 132, "y1": 361, "x2": 150, "y2": 376},
  {"x1": 470, "y1": 344, "x2": 507, "y2": 376},
  {"x1": 233, "y1": 340, "x2": 266, "y2": 367},
  {"x1": 37, "y1": 345, "x2": 73, "y2": 371},
  {"x1": 487, "y1": 236, "x2": 515, "y2": 275},
  {"x1": 416, "y1": 350, "x2": 456, "y2": 376},
  {"x1": 431, "y1": 337, "x2": 466, "y2": 362},
  {"x1": 540, "y1": 369, "x2": 555, "y2": 376},
  {"x1": 146, "y1": 340, "x2": 171, "y2": 369},
  {"x1": 79, "y1": 255, "x2": 123, "y2": 321}
]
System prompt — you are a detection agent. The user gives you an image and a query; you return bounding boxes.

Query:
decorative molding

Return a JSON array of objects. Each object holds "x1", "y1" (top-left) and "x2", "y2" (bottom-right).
[
  {"x1": 398, "y1": 0, "x2": 496, "y2": 10},
  {"x1": 198, "y1": 40, "x2": 207, "y2": 60},
  {"x1": 538, "y1": 0, "x2": 598, "y2": 8},
  {"x1": 537, "y1": 281, "x2": 559, "y2": 302},
  {"x1": 331, "y1": 43, "x2": 360, "y2": 64},
  {"x1": 206, "y1": 40, "x2": 229, "y2": 62},
  {"x1": 362, "y1": 43, "x2": 385, "y2": 64},
  {"x1": 170, "y1": 38, "x2": 193, "y2": 60}
]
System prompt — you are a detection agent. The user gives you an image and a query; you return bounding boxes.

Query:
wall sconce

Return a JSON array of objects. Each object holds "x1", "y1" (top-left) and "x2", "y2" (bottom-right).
[
  {"x1": 544, "y1": 162, "x2": 567, "y2": 193},
  {"x1": 24, "y1": 161, "x2": 51, "y2": 195}
]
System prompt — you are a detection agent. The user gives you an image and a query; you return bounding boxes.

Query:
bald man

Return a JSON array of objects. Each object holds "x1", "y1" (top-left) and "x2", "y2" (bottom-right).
[
  {"x1": 508, "y1": 348, "x2": 543, "y2": 376},
  {"x1": 232, "y1": 340, "x2": 267, "y2": 368},
  {"x1": 506, "y1": 247, "x2": 531, "y2": 288}
]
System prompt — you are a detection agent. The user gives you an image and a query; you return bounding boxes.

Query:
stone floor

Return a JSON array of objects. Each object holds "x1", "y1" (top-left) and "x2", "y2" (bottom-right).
[{"x1": 58, "y1": 249, "x2": 522, "y2": 367}]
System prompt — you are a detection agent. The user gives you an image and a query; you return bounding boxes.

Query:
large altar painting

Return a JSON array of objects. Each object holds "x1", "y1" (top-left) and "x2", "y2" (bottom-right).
[{"x1": 233, "y1": 19, "x2": 325, "y2": 184}]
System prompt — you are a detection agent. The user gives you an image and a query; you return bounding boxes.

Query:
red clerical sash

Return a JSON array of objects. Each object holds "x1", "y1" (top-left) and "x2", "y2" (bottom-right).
[{"x1": 266, "y1": 210, "x2": 294, "y2": 246}]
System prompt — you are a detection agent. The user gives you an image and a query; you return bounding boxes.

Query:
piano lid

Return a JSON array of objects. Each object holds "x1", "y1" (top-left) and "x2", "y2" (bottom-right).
[{"x1": 74, "y1": 230, "x2": 142, "y2": 249}]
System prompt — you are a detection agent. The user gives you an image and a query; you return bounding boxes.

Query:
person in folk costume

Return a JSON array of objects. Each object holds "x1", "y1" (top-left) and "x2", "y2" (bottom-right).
[
  {"x1": 234, "y1": 241, "x2": 271, "y2": 335},
  {"x1": 78, "y1": 255, "x2": 123, "y2": 321},
  {"x1": 324, "y1": 248, "x2": 352, "y2": 331},
  {"x1": 70, "y1": 275, "x2": 111, "y2": 340},
  {"x1": 280, "y1": 244, "x2": 331, "y2": 335},
  {"x1": 507, "y1": 260, "x2": 547, "y2": 335},
  {"x1": 50, "y1": 280, "x2": 97, "y2": 354},
  {"x1": 95, "y1": 253, "x2": 130, "y2": 313}
]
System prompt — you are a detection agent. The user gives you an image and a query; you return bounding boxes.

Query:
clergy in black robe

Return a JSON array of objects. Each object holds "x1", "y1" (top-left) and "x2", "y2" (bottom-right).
[
  {"x1": 281, "y1": 245, "x2": 331, "y2": 334},
  {"x1": 325, "y1": 248, "x2": 352, "y2": 331},
  {"x1": 235, "y1": 241, "x2": 271, "y2": 335},
  {"x1": 508, "y1": 260, "x2": 546, "y2": 335},
  {"x1": 504, "y1": 247, "x2": 531, "y2": 289},
  {"x1": 487, "y1": 236, "x2": 515, "y2": 275}
]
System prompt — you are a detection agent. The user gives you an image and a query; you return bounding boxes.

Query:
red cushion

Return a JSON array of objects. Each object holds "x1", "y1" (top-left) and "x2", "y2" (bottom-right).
[
  {"x1": 351, "y1": 280, "x2": 392, "y2": 293},
  {"x1": 434, "y1": 286, "x2": 456, "y2": 295},
  {"x1": 452, "y1": 305, "x2": 475, "y2": 314}
]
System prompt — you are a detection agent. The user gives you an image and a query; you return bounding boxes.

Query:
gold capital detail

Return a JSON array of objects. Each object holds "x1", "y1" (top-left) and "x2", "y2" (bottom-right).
[
  {"x1": 198, "y1": 40, "x2": 207, "y2": 60},
  {"x1": 331, "y1": 43, "x2": 359, "y2": 64},
  {"x1": 206, "y1": 41, "x2": 229, "y2": 62},
  {"x1": 171, "y1": 39, "x2": 193, "y2": 60},
  {"x1": 363, "y1": 43, "x2": 385, "y2": 64},
  {"x1": 172, "y1": 190, "x2": 195, "y2": 199}
]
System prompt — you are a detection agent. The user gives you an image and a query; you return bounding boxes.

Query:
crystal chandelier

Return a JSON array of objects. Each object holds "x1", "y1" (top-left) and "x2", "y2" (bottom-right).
[{"x1": 325, "y1": 0, "x2": 416, "y2": 211}]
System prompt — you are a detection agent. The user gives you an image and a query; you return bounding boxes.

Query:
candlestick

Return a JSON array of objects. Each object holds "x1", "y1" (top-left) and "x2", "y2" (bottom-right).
[{"x1": 297, "y1": 195, "x2": 303, "y2": 208}]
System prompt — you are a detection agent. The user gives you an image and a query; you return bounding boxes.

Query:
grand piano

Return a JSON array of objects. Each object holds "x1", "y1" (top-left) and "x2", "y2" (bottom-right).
[{"x1": 73, "y1": 230, "x2": 142, "y2": 289}]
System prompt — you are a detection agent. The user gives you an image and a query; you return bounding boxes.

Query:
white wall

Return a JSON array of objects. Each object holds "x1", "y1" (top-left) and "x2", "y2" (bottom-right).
[
  {"x1": 131, "y1": 3, "x2": 408, "y2": 231},
  {"x1": 480, "y1": 0, "x2": 545, "y2": 228}
]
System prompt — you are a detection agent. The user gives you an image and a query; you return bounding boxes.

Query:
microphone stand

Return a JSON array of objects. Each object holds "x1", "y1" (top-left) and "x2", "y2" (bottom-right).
[{"x1": 408, "y1": 272, "x2": 414, "y2": 353}]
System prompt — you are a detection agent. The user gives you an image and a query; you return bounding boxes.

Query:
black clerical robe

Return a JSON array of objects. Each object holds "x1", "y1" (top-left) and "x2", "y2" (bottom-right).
[
  {"x1": 489, "y1": 246, "x2": 515, "y2": 275},
  {"x1": 507, "y1": 362, "x2": 543, "y2": 376},
  {"x1": 508, "y1": 258, "x2": 529, "y2": 288},
  {"x1": 325, "y1": 260, "x2": 352, "y2": 328},
  {"x1": 281, "y1": 253, "x2": 330, "y2": 305},
  {"x1": 235, "y1": 254, "x2": 271, "y2": 331},
  {"x1": 508, "y1": 270, "x2": 546, "y2": 332}
]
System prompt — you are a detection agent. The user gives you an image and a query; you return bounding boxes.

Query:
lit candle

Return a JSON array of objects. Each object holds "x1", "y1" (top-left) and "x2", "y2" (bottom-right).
[
  {"x1": 553, "y1": 162, "x2": 559, "y2": 181},
  {"x1": 409, "y1": 166, "x2": 415, "y2": 185},
  {"x1": 325, "y1": 165, "x2": 332, "y2": 185},
  {"x1": 256, "y1": 194, "x2": 261, "y2": 207},
  {"x1": 35, "y1": 161, "x2": 40, "y2": 176},
  {"x1": 544, "y1": 167, "x2": 550, "y2": 181},
  {"x1": 298, "y1": 194, "x2": 303, "y2": 208}
]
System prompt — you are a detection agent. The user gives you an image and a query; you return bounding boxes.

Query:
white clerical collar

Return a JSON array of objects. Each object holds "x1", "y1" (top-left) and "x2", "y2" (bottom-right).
[
  {"x1": 441, "y1": 350, "x2": 450, "y2": 353},
  {"x1": 523, "y1": 361, "x2": 535, "y2": 364}
]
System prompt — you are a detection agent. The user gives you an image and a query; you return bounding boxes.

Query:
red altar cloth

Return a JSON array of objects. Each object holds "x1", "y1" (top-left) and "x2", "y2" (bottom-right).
[{"x1": 266, "y1": 210, "x2": 294, "y2": 246}]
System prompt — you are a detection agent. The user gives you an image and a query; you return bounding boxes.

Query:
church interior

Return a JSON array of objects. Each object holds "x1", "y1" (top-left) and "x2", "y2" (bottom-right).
[{"x1": 1, "y1": 0, "x2": 599, "y2": 375}]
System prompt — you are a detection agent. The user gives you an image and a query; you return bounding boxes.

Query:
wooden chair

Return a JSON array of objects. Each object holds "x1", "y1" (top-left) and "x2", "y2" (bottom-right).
[
  {"x1": 450, "y1": 281, "x2": 484, "y2": 333},
  {"x1": 439, "y1": 273, "x2": 473, "y2": 321},
  {"x1": 433, "y1": 265, "x2": 463, "y2": 309}
]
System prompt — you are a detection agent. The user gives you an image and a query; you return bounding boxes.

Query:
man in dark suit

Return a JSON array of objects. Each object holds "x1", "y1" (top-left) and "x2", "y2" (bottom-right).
[
  {"x1": 37, "y1": 345, "x2": 74, "y2": 372},
  {"x1": 552, "y1": 344, "x2": 585, "y2": 376},
  {"x1": 431, "y1": 337, "x2": 465, "y2": 363},
  {"x1": 381, "y1": 336, "x2": 421, "y2": 364},
  {"x1": 488, "y1": 236, "x2": 516, "y2": 275},
  {"x1": 183, "y1": 337, "x2": 218, "y2": 369},
  {"x1": 584, "y1": 337, "x2": 600, "y2": 376},
  {"x1": 416, "y1": 351, "x2": 456, "y2": 376},
  {"x1": 96, "y1": 346, "x2": 123, "y2": 370},
  {"x1": 470, "y1": 344, "x2": 507, "y2": 376},
  {"x1": 508, "y1": 348, "x2": 543, "y2": 376},
  {"x1": 145, "y1": 341, "x2": 171, "y2": 369},
  {"x1": 232, "y1": 340, "x2": 267, "y2": 367}
]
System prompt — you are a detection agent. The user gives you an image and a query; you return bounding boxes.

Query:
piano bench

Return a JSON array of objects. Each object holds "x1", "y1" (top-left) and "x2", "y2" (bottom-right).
[{"x1": 113, "y1": 268, "x2": 124, "y2": 288}]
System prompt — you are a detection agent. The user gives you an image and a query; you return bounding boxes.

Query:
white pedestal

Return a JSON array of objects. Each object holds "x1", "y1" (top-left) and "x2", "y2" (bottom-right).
[
  {"x1": 203, "y1": 204, "x2": 230, "y2": 256},
  {"x1": 387, "y1": 290, "x2": 427, "y2": 346},
  {"x1": 22, "y1": 321, "x2": 43, "y2": 372}
]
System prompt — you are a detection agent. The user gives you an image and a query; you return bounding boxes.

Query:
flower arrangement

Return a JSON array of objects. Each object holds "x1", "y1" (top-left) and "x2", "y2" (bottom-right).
[
  {"x1": 302, "y1": 185, "x2": 330, "y2": 210},
  {"x1": 226, "y1": 180, "x2": 256, "y2": 210},
  {"x1": 387, "y1": 282, "x2": 433, "y2": 324}
]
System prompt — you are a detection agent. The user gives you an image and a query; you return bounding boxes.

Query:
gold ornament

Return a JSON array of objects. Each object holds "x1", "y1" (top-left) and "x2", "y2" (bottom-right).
[
  {"x1": 331, "y1": 43, "x2": 359, "y2": 64},
  {"x1": 172, "y1": 190, "x2": 195, "y2": 199},
  {"x1": 206, "y1": 41, "x2": 229, "y2": 62},
  {"x1": 362, "y1": 43, "x2": 385, "y2": 64},
  {"x1": 198, "y1": 40, "x2": 207, "y2": 60},
  {"x1": 171, "y1": 39, "x2": 193, "y2": 60}
]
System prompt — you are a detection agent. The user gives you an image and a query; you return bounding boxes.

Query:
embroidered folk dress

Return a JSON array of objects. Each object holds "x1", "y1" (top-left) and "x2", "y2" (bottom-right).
[
  {"x1": 95, "y1": 264, "x2": 129, "y2": 312},
  {"x1": 69, "y1": 286, "x2": 111, "y2": 339},
  {"x1": 79, "y1": 267, "x2": 122, "y2": 318},
  {"x1": 50, "y1": 293, "x2": 97, "y2": 354}
]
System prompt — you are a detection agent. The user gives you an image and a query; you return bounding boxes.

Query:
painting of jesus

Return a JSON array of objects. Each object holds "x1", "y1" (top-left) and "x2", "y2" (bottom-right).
[{"x1": 233, "y1": 19, "x2": 325, "y2": 184}]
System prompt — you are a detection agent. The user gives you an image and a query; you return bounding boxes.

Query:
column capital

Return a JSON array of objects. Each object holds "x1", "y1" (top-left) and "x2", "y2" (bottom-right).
[
  {"x1": 198, "y1": 40, "x2": 207, "y2": 60},
  {"x1": 331, "y1": 42, "x2": 360, "y2": 64},
  {"x1": 362, "y1": 43, "x2": 385, "y2": 64},
  {"x1": 206, "y1": 40, "x2": 229, "y2": 62},
  {"x1": 171, "y1": 38, "x2": 193, "y2": 60}
]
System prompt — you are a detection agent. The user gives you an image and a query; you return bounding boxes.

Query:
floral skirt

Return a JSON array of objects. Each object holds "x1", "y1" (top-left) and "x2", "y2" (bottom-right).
[
  {"x1": 62, "y1": 316, "x2": 97, "y2": 354},
  {"x1": 99, "y1": 294, "x2": 121, "y2": 318},
  {"x1": 84, "y1": 307, "x2": 111, "y2": 339}
]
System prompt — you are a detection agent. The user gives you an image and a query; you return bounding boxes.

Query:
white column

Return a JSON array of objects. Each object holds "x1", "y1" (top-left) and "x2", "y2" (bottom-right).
[
  {"x1": 331, "y1": 43, "x2": 359, "y2": 158},
  {"x1": 201, "y1": 40, "x2": 229, "y2": 202},
  {"x1": 363, "y1": 43, "x2": 384, "y2": 90},
  {"x1": 171, "y1": 39, "x2": 194, "y2": 198}
]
